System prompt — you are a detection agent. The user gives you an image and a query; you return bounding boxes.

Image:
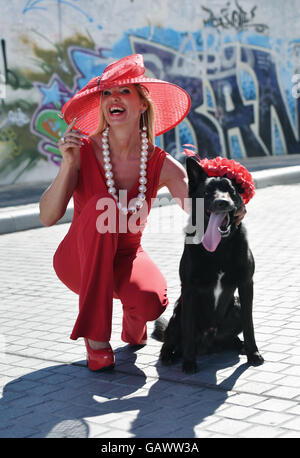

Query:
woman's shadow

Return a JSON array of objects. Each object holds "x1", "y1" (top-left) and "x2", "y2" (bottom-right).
[{"x1": 0, "y1": 347, "x2": 249, "y2": 438}]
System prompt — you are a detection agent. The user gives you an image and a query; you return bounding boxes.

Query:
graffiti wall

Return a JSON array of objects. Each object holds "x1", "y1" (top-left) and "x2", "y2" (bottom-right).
[{"x1": 0, "y1": 0, "x2": 299, "y2": 185}]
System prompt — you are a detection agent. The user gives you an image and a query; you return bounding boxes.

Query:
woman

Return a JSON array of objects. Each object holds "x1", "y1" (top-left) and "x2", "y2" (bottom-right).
[{"x1": 39, "y1": 54, "x2": 245, "y2": 371}]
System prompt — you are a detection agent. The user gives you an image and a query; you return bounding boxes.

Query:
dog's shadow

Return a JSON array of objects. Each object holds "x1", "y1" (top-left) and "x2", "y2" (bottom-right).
[
  {"x1": 0, "y1": 348, "x2": 249, "y2": 438},
  {"x1": 129, "y1": 350, "x2": 249, "y2": 437}
]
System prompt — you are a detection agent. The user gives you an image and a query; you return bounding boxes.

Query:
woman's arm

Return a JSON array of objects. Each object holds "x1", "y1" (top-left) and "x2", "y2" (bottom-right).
[
  {"x1": 39, "y1": 119, "x2": 82, "y2": 226},
  {"x1": 158, "y1": 155, "x2": 189, "y2": 212}
]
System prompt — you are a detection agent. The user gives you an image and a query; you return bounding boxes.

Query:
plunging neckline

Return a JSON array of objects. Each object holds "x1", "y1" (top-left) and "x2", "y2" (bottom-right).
[{"x1": 88, "y1": 139, "x2": 156, "y2": 196}]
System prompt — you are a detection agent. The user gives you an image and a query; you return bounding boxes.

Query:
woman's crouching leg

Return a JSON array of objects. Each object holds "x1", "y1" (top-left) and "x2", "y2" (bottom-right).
[
  {"x1": 70, "y1": 194, "x2": 119, "y2": 341},
  {"x1": 115, "y1": 249, "x2": 169, "y2": 345}
]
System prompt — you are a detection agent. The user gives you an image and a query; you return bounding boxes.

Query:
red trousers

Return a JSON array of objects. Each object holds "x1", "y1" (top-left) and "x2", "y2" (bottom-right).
[{"x1": 53, "y1": 194, "x2": 168, "y2": 343}]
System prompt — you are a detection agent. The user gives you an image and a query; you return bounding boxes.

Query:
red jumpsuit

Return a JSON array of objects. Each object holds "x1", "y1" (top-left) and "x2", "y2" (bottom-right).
[{"x1": 53, "y1": 138, "x2": 169, "y2": 344}]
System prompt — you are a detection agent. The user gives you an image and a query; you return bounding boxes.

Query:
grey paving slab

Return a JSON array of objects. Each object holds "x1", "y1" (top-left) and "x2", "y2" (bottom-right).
[{"x1": 0, "y1": 183, "x2": 300, "y2": 438}]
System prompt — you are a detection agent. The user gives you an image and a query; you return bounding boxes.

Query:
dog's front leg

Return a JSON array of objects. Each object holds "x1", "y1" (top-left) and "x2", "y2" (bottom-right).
[
  {"x1": 238, "y1": 280, "x2": 264, "y2": 366},
  {"x1": 181, "y1": 289, "x2": 198, "y2": 373}
]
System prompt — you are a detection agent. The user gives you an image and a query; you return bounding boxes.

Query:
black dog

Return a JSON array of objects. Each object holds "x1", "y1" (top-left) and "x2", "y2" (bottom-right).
[{"x1": 156, "y1": 156, "x2": 264, "y2": 373}]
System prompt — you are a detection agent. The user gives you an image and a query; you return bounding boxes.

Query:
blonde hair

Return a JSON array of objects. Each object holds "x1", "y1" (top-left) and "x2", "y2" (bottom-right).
[
  {"x1": 90, "y1": 84, "x2": 155, "y2": 144},
  {"x1": 135, "y1": 84, "x2": 155, "y2": 144}
]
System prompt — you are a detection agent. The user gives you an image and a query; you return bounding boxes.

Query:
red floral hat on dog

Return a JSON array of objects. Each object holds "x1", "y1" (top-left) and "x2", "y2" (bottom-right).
[
  {"x1": 183, "y1": 146, "x2": 255, "y2": 204},
  {"x1": 61, "y1": 54, "x2": 191, "y2": 137}
]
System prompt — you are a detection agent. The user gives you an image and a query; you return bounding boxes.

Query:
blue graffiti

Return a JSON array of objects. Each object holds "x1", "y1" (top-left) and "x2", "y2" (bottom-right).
[
  {"x1": 39, "y1": 80, "x2": 64, "y2": 107},
  {"x1": 35, "y1": 75, "x2": 72, "y2": 108},
  {"x1": 239, "y1": 70, "x2": 256, "y2": 101},
  {"x1": 127, "y1": 28, "x2": 299, "y2": 158},
  {"x1": 22, "y1": 0, "x2": 101, "y2": 28},
  {"x1": 70, "y1": 48, "x2": 108, "y2": 89}
]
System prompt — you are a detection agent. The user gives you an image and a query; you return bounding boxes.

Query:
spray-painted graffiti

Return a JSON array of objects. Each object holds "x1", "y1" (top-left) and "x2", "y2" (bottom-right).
[
  {"x1": 0, "y1": 32, "x2": 95, "y2": 183},
  {"x1": 129, "y1": 26, "x2": 299, "y2": 159},
  {"x1": 22, "y1": 0, "x2": 94, "y2": 22},
  {"x1": 33, "y1": 75, "x2": 74, "y2": 165},
  {"x1": 292, "y1": 74, "x2": 300, "y2": 99},
  {"x1": 31, "y1": 24, "x2": 300, "y2": 167},
  {"x1": 202, "y1": 1, "x2": 269, "y2": 33},
  {"x1": 22, "y1": 0, "x2": 102, "y2": 33}
]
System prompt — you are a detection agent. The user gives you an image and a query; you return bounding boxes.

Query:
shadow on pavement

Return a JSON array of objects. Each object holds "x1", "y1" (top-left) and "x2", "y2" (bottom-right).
[
  {"x1": 0, "y1": 348, "x2": 249, "y2": 438},
  {"x1": 129, "y1": 351, "x2": 249, "y2": 437}
]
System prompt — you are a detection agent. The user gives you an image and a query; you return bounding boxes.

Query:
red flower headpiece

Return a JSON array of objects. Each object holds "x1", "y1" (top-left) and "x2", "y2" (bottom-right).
[{"x1": 183, "y1": 145, "x2": 255, "y2": 204}]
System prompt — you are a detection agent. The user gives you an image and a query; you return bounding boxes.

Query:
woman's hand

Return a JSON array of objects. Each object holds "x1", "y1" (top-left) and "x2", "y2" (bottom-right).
[
  {"x1": 235, "y1": 202, "x2": 247, "y2": 226},
  {"x1": 58, "y1": 118, "x2": 82, "y2": 170},
  {"x1": 40, "y1": 117, "x2": 81, "y2": 226}
]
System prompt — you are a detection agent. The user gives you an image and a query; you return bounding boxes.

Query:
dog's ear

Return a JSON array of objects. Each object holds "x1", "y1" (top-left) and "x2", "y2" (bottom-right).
[
  {"x1": 230, "y1": 179, "x2": 245, "y2": 209},
  {"x1": 185, "y1": 156, "x2": 207, "y2": 193}
]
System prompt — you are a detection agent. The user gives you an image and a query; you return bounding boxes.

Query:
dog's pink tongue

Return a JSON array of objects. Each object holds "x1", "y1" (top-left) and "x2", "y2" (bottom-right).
[{"x1": 201, "y1": 213, "x2": 225, "y2": 252}]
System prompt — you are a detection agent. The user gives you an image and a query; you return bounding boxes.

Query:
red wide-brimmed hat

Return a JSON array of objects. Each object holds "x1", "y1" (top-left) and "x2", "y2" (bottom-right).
[{"x1": 60, "y1": 54, "x2": 191, "y2": 137}]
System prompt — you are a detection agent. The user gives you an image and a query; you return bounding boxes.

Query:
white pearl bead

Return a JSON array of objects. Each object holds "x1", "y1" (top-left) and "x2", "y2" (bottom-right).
[
  {"x1": 139, "y1": 184, "x2": 146, "y2": 192},
  {"x1": 103, "y1": 156, "x2": 110, "y2": 163},
  {"x1": 140, "y1": 163, "x2": 146, "y2": 170},
  {"x1": 106, "y1": 179, "x2": 115, "y2": 187},
  {"x1": 138, "y1": 193, "x2": 146, "y2": 201},
  {"x1": 139, "y1": 177, "x2": 147, "y2": 184},
  {"x1": 135, "y1": 200, "x2": 143, "y2": 208},
  {"x1": 105, "y1": 171, "x2": 113, "y2": 178},
  {"x1": 141, "y1": 132, "x2": 147, "y2": 138},
  {"x1": 104, "y1": 163, "x2": 112, "y2": 170},
  {"x1": 140, "y1": 170, "x2": 146, "y2": 176},
  {"x1": 108, "y1": 186, "x2": 116, "y2": 194}
]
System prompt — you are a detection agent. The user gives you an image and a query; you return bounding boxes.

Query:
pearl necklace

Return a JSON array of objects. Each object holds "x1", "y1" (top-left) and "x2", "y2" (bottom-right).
[{"x1": 102, "y1": 126, "x2": 148, "y2": 215}]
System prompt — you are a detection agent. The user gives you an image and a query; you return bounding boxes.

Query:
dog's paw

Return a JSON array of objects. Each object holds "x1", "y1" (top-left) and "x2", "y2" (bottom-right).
[
  {"x1": 247, "y1": 351, "x2": 264, "y2": 366},
  {"x1": 160, "y1": 345, "x2": 176, "y2": 365},
  {"x1": 151, "y1": 317, "x2": 168, "y2": 342},
  {"x1": 182, "y1": 360, "x2": 198, "y2": 374}
]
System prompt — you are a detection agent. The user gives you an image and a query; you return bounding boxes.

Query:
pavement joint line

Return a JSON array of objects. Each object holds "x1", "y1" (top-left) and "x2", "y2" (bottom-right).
[{"x1": 4, "y1": 350, "x2": 299, "y2": 405}]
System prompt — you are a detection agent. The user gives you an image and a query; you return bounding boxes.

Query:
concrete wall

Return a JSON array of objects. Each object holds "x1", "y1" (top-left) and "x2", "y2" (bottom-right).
[{"x1": 0, "y1": 0, "x2": 299, "y2": 186}]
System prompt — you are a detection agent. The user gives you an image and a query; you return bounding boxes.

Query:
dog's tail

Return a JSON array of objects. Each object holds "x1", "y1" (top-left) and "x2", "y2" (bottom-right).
[{"x1": 151, "y1": 317, "x2": 169, "y2": 342}]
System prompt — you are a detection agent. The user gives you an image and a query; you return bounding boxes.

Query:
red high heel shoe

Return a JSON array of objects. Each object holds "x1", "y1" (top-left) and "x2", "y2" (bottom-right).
[{"x1": 84, "y1": 339, "x2": 115, "y2": 371}]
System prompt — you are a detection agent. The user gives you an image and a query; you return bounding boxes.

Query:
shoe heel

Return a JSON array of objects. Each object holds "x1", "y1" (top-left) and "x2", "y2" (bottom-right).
[{"x1": 84, "y1": 338, "x2": 115, "y2": 371}]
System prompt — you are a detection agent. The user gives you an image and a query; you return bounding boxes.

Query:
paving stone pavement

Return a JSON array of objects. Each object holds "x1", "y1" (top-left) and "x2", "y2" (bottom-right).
[{"x1": 0, "y1": 183, "x2": 300, "y2": 438}]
